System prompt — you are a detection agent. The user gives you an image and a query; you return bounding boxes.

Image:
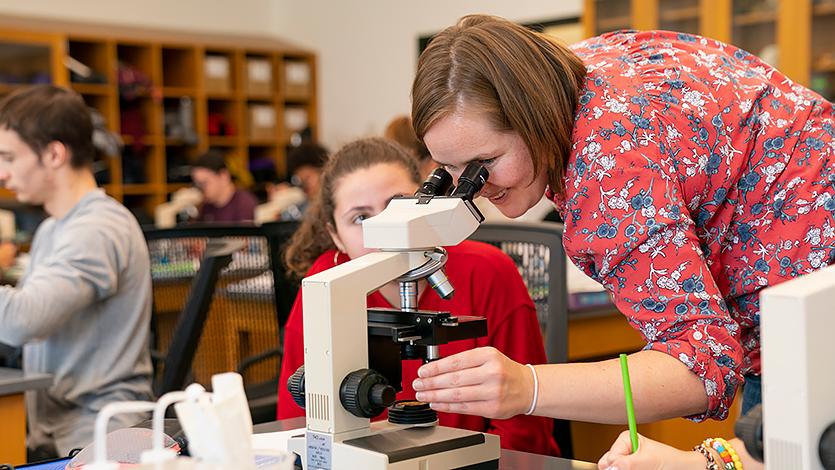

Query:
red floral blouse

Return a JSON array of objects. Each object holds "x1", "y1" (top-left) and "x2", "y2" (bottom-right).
[{"x1": 553, "y1": 30, "x2": 835, "y2": 420}]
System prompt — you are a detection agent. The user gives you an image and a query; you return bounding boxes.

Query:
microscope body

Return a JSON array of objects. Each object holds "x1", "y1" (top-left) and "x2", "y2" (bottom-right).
[{"x1": 288, "y1": 167, "x2": 501, "y2": 469}]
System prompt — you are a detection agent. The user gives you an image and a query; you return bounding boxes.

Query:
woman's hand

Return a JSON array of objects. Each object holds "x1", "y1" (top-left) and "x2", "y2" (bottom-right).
[
  {"x1": 598, "y1": 431, "x2": 705, "y2": 470},
  {"x1": 412, "y1": 346, "x2": 533, "y2": 419}
]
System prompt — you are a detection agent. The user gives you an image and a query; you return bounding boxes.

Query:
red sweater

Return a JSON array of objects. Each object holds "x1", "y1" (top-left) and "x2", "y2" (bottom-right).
[{"x1": 277, "y1": 241, "x2": 559, "y2": 456}]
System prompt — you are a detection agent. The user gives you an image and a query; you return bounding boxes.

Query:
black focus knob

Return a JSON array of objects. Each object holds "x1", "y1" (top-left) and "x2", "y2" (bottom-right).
[
  {"x1": 370, "y1": 383, "x2": 396, "y2": 408},
  {"x1": 820, "y1": 422, "x2": 835, "y2": 470},
  {"x1": 287, "y1": 365, "x2": 306, "y2": 409},
  {"x1": 735, "y1": 404, "x2": 764, "y2": 463},
  {"x1": 340, "y1": 369, "x2": 396, "y2": 418}
]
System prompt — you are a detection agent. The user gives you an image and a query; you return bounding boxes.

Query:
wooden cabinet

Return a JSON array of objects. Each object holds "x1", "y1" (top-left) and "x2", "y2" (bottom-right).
[
  {"x1": 0, "y1": 15, "x2": 317, "y2": 220},
  {"x1": 808, "y1": 2, "x2": 835, "y2": 99},
  {"x1": 583, "y1": 0, "x2": 835, "y2": 101}
]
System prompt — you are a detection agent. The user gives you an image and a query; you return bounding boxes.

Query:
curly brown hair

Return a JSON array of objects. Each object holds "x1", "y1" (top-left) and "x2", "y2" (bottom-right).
[{"x1": 284, "y1": 137, "x2": 421, "y2": 277}]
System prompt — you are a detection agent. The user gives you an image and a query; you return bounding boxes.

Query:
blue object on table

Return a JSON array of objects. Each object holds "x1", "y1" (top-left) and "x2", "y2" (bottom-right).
[{"x1": 13, "y1": 457, "x2": 71, "y2": 469}]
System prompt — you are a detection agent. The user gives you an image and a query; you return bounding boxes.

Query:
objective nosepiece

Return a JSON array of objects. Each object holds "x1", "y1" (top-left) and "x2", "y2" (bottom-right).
[{"x1": 427, "y1": 269, "x2": 454, "y2": 299}]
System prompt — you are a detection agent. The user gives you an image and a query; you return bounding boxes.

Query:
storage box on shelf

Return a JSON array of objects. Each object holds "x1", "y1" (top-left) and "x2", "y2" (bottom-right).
[{"x1": 0, "y1": 14, "x2": 317, "y2": 220}]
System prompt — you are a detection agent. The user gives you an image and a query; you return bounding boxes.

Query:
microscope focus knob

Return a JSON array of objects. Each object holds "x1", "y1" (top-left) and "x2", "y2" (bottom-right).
[
  {"x1": 370, "y1": 383, "x2": 397, "y2": 407},
  {"x1": 287, "y1": 365, "x2": 306, "y2": 409},
  {"x1": 735, "y1": 404, "x2": 764, "y2": 462},
  {"x1": 340, "y1": 369, "x2": 396, "y2": 418}
]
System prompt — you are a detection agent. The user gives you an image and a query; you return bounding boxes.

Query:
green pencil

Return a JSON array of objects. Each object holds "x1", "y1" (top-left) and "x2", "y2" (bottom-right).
[{"x1": 619, "y1": 353, "x2": 639, "y2": 453}]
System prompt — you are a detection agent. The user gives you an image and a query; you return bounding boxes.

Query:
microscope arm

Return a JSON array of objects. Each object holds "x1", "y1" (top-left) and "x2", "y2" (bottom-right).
[{"x1": 302, "y1": 250, "x2": 427, "y2": 438}]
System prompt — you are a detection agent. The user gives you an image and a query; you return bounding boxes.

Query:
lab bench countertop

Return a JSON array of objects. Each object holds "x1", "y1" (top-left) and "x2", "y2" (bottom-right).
[
  {"x1": 254, "y1": 418, "x2": 597, "y2": 470},
  {"x1": 0, "y1": 367, "x2": 52, "y2": 395}
]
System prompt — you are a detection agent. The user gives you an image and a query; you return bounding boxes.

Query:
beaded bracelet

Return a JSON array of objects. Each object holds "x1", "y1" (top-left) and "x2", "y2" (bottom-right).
[
  {"x1": 693, "y1": 443, "x2": 720, "y2": 470},
  {"x1": 705, "y1": 438, "x2": 743, "y2": 470}
]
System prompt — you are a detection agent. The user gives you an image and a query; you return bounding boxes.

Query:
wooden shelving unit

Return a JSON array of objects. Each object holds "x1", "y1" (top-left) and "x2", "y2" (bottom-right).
[
  {"x1": 0, "y1": 14, "x2": 317, "y2": 221},
  {"x1": 583, "y1": 0, "x2": 835, "y2": 100}
]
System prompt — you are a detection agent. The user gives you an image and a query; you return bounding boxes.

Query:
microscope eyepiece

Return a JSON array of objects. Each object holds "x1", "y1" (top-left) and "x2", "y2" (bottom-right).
[
  {"x1": 417, "y1": 168, "x2": 453, "y2": 196},
  {"x1": 450, "y1": 163, "x2": 489, "y2": 201}
]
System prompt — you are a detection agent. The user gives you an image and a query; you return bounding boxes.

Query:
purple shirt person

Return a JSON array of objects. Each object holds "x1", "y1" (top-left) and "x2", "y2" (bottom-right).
[
  {"x1": 198, "y1": 188, "x2": 257, "y2": 222},
  {"x1": 190, "y1": 151, "x2": 258, "y2": 223}
]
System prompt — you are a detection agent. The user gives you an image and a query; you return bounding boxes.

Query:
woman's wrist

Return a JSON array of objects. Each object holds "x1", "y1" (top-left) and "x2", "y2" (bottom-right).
[
  {"x1": 513, "y1": 362, "x2": 535, "y2": 416},
  {"x1": 523, "y1": 364, "x2": 539, "y2": 415},
  {"x1": 693, "y1": 444, "x2": 721, "y2": 469},
  {"x1": 688, "y1": 449, "x2": 716, "y2": 469}
]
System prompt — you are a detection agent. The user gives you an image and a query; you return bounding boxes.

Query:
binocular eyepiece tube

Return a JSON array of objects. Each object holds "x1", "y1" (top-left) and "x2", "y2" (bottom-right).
[{"x1": 416, "y1": 163, "x2": 489, "y2": 201}]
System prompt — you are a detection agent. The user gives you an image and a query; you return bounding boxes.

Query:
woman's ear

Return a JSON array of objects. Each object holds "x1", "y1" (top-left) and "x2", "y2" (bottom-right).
[{"x1": 326, "y1": 222, "x2": 346, "y2": 253}]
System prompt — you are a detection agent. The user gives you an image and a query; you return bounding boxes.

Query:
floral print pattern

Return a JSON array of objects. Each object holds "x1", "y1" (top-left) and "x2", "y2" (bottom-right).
[{"x1": 552, "y1": 30, "x2": 835, "y2": 420}]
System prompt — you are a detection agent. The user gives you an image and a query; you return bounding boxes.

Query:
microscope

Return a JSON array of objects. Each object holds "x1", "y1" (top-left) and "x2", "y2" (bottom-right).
[
  {"x1": 735, "y1": 263, "x2": 835, "y2": 469},
  {"x1": 286, "y1": 164, "x2": 502, "y2": 469},
  {"x1": 154, "y1": 187, "x2": 203, "y2": 228}
]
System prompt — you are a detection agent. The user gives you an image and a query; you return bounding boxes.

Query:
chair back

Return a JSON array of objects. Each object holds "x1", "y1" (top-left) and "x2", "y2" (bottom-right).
[
  {"x1": 470, "y1": 221, "x2": 568, "y2": 364},
  {"x1": 157, "y1": 238, "x2": 239, "y2": 394},
  {"x1": 143, "y1": 221, "x2": 299, "y2": 390}
]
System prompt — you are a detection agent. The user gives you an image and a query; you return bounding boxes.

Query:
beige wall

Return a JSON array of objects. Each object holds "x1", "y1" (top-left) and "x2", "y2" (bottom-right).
[
  {"x1": 271, "y1": 0, "x2": 583, "y2": 148},
  {"x1": 0, "y1": 0, "x2": 276, "y2": 36},
  {"x1": 0, "y1": 0, "x2": 583, "y2": 150}
]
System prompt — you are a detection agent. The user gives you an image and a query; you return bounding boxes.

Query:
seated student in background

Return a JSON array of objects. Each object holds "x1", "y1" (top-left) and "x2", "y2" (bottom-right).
[
  {"x1": 0, "y1": 85, "x2": 153, "y2": 458},
  {"x1": 190, "y1": 150, "x2": 258, "y2": 222},
  {"x1": 267, "y1": 142, "x2": 329, "y2": 220},
  {"x1": 286, "y1": 141, "x2": 328, "y2": 201},
  {"x1": 277, "y1": 137, "x2": 559, "y2": 456}
]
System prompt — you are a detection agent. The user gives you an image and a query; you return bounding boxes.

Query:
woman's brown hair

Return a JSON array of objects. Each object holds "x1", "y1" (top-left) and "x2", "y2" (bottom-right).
[
  {"x1": 284, "y1": 137, "x2": 421, "y2": 277},
  {"x1": 411, "y1": 14, "x2": 586, "y2": 195}
]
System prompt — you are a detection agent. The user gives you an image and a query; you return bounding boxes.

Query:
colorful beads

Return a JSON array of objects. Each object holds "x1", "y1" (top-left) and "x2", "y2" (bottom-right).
[
  {"x1": 693, "y1": 443, "x2": 720, "y2": 470},
  {"x1": 704, "y1": 437, "x2": 743, "y2": 470}
]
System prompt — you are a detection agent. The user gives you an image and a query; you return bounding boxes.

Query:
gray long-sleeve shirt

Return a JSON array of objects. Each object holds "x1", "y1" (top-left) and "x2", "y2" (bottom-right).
[{"x1": 0, "y1": 189, "x2": 153, "y2": 453}]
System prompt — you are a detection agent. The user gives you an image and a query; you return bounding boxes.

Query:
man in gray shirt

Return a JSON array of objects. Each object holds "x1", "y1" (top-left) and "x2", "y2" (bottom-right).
[{"x1": 0, "y1": 85, "x2": 153, "y2": 457}]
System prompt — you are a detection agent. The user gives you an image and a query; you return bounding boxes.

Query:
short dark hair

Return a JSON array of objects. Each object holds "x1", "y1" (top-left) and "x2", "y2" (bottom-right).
[
  {"x1": 192, "y1": 150, "x2": 228, "y2": 173},
  {"x1": 286, "y1": 142, "x2": 329, "y2": 177},
  {"x1": 0, "y1": 85, "x2": 96, "y2": 168}
]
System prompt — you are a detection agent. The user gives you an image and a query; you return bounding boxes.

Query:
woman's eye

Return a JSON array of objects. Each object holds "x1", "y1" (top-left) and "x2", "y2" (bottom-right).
[
  {"x1": 352, "y1": 214, "x2": 368, "y2": 224},
  {"x1": 479, "y1": 157, "x2": 497, "y2": 166}
]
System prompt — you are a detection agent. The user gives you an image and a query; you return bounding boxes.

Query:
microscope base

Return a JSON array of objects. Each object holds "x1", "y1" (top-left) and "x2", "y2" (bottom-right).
[{"x1": 289, "y1": 422, "x2": 500, "y2": 469}]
